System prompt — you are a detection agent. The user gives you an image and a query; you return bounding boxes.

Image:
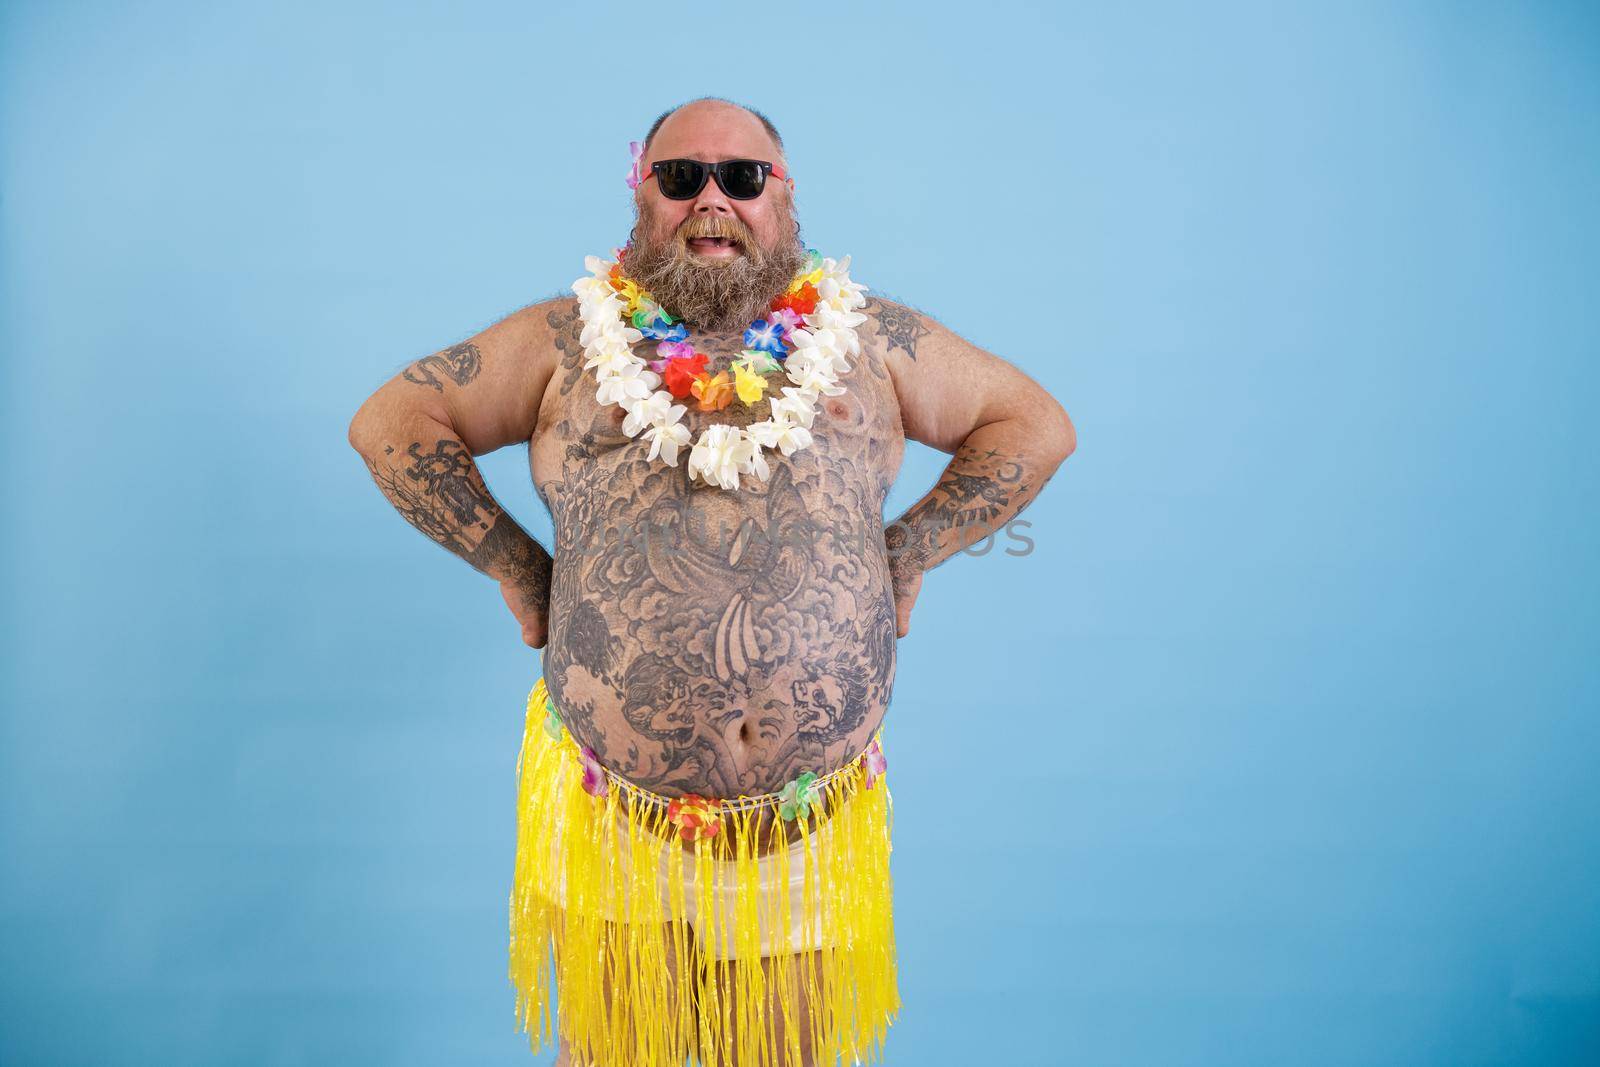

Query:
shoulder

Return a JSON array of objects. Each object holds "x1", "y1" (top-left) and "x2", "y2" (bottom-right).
[
  {"x1": 859, "y1": 295, "x2": 938, "y2": 364},
  {"x1": 423, "y1": 293, "x2": 581, "y2": 454},
  {"x1": 854, "y1": 293, "x2": 1048, "y2": 453},
  {"x1": 507, "y1": 293, "x2": 582, "y2": 353},
  {"x1": 854, "y1": 295, "x2": 942, "y2": 412}
]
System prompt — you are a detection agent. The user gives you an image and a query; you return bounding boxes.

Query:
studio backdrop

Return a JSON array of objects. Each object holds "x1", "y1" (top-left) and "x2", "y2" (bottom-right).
[{"x1": 2, "y1": 2, "x2": 1597, "y2": 1065}]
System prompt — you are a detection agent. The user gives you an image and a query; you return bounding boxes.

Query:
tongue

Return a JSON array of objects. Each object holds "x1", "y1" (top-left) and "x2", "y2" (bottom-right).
[{"x1": 690, "y1": 237, "x2": 732, "y2": 250}]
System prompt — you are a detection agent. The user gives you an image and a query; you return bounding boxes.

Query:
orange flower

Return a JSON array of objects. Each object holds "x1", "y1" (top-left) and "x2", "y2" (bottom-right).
[{"x1": 691, "y1": 371, "x2": 734, "y2": 411}]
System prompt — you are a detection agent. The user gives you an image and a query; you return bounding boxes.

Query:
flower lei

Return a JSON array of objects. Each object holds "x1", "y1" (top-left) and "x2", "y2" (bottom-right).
[{"x1": 571, "y1": 249, "x2": 870, "y2": 491}]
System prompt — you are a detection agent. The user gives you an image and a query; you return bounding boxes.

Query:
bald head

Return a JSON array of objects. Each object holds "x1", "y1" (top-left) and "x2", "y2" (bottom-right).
[{"x1": 643, "y1": 98, "x2": 785, "y2": 166}]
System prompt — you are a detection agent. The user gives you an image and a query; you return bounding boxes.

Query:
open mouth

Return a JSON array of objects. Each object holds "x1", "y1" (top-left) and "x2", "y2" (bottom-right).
[{"x1": 686, "y1": 235, "x2": 741, "y2": 256}]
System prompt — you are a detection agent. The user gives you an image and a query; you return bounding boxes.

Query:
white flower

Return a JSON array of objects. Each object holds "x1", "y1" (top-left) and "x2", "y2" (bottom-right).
[
  {"x1": 620, "y1": 390, "x2": 685, "y2": 438},
  {"x1": 595, "y1": 365, "x2": 656, "y2": 406},
  {"x1": 785, "y1": 358, "x2": 846, "y2": 398},
  {"x1": 788, "y1": 329, "x2": 854, "y2": 373},
  {"x1": 572, "y1": 276, "x2": 609, "y2": 301},
  {"x1": 583, "y1": 344, "x2": 642, "y2": 378},
  {"x1": 580, "y1": 310, "x2": 639, "y2": 350},
  {"x1": 687, "y1": 425, "x2": 758, "y2": 490},
  {"x1": 644, "y1": 421, "x2": 692, "y2": 465},
  {"x1": 747, "y1": 417, "x2": 814, "y2": 457},
  {"x1": 804, "y1": 304, "x2": 868, "y2": 350},
  {"x1": 770, "y1": 388, "x2": 817, "y2": 429},
  {"x1": 817, "y1": 255, "x2": 869, "y2": 310},
  {"x1": 744, "y1": 443, "x2": 771, "y2": 483},
  {"x1": 622, "y1": 391, "x2": 690, "y2": 465}
]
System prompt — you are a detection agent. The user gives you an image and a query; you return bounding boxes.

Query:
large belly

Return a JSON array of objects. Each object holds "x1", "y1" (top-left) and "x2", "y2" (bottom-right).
[{"x1": 536, "y1": 457, "x2": 898, "y2": 800}]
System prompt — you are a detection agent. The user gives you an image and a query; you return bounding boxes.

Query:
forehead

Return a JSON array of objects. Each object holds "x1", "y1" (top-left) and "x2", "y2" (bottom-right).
[{"x1": 646, "y1": 105, "x2": 781, "y2": 163}]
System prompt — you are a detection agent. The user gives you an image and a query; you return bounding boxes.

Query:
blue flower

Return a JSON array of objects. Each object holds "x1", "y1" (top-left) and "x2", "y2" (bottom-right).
[
  {"x1": 639, "y1": 318, "x2": 688, "y2": 343},
  {"x1": 743, "y1": 320, "x2": 788, "y2": 356}
]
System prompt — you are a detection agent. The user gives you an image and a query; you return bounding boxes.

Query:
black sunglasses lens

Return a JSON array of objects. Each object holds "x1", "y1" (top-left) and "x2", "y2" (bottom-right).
[
  {"x1": 656, "y1": 160, "x2": 706, "y2": 199},
  {"x1": 718, "y1": 161, "x2": 766, "y2": 199}
]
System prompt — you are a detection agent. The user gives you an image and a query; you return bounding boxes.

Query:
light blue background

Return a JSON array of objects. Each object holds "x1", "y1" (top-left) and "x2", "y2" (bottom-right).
[{"x1": 3, "y1": 2, "x2": 1597, "y2": 1064}]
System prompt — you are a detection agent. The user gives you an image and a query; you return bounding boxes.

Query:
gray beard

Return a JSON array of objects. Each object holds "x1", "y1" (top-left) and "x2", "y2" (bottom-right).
[{"x1": 622, "y1": 233, "x2": 807, "y2": 332}]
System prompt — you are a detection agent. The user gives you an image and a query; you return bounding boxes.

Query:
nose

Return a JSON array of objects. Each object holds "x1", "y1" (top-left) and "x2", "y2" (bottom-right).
[{"x1": 690, "y1": 172, "x2": 733, "y2": 216}]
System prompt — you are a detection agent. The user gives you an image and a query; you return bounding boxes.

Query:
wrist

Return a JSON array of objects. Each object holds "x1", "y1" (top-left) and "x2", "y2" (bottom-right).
[
  {"x1": 889, "y1": 557, "x2": 924, "y2": 587},
  {"x1": 497, "y1": 551, "x2": 551, "y2": 590}
]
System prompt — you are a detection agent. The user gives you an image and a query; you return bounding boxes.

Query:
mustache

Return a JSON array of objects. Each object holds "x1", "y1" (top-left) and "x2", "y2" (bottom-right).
[{"x1": 677, "y1": 215, "x2": 754, "y2": 247}]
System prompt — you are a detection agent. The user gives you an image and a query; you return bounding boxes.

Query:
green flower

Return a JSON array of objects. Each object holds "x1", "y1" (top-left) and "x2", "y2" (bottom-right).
[
  {"x1": 542, "y1": 703, "x2": 563, "y2": 741},
  {"x1": 736, "y1": 349, "x2": 783, "y2": 375},
  {"x1": 778, "y1": 770, "x2": 821, "y2": 822}
]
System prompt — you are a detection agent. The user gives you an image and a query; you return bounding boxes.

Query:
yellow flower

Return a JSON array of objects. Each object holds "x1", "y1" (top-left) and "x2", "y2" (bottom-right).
[
  {"x1": 614, "y1": 279, "x2": 642, "y2": 313},
  {"x1": 733, "y1": 362, "x2": 769, "y2": 404},
  {"x1": 787, "y1": 268, "x2": 823, "y2": 295}
]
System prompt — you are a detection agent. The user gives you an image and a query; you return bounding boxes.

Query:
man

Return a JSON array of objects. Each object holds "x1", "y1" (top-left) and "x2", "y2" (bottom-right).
[{"x1": 348, "y1": 97, "x2": 1076, "y2": 1067}]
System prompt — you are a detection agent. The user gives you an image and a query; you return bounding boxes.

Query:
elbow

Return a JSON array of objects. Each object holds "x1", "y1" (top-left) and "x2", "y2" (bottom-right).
[
  {"x1": 348, "y1": 387, "x2": 454, "y2": 457},
  {"x1": 347, "y1": 395, "x2": 384, "y2": 457},
  {"x1": 1044, "y1": 402, "x2": 1077, "y2": 464}
]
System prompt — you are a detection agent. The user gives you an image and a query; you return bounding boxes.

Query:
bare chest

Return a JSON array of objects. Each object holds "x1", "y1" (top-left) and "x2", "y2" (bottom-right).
[{"x1": 529, "y1": 305, "x2": 905, "y2": 505}]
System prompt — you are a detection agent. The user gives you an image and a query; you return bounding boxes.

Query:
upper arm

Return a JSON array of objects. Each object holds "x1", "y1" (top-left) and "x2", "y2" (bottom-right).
[
  {"x1": 868, "y1": 298, "x2": 1076, "y2": 457},
  {"x1": 353, "y1": 297, "x2": 569, "y2": 456}
]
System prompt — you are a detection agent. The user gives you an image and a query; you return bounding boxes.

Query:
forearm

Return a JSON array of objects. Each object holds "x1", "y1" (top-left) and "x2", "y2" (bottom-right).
[
  {"x1": 348, "y1": 403, "x2": 551, "y2": 592},
  {"x1": 884, "y1": 418, "x2": 1070, "y2": 583}
]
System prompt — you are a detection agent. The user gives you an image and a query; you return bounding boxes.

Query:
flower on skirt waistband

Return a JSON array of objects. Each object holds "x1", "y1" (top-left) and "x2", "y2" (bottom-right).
[
  {"x1": 666, "y1": 794, "x2": 724, "y2": 842},
  {"x1": 861, "y1": 738, "x2": 887, "y2": 789},
  {"x1": 542, "y1": 703, "x2": 564, "y2": 742},
  {"x1": 578, "y1": 746, "x2": 609, "y2": 798},
  {"x1": 778, "y1": 770, "x2": 821, "y2": 822}
]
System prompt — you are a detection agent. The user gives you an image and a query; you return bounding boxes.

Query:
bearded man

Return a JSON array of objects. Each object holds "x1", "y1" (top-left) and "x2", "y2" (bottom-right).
[{"x1": 348, "y1": 97, "x2": 1076, "y2": 1067}]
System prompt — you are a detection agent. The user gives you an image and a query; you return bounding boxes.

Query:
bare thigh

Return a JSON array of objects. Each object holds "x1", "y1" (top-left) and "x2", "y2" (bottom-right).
[
  {"x1": 553, "y1": 919, "x2": 694, "y2": 1067},
  {"x1": 704, "y1": 949, "x2": 829, "y2": 1067}
]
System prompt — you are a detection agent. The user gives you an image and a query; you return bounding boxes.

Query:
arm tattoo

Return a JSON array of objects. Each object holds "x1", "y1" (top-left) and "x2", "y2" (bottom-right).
[
  {"x1": 360, "y1": 438, "x2": 551, "y2": 593},
  {"x1": 868, "y1": 299, "x2": 930, "y2": 360},
  {"x1": 884, "y1": 441, "x2": 1052, "y2": 582},
  {"x1": 402, "y1": 342, "x2": 482, "y2": 392}
]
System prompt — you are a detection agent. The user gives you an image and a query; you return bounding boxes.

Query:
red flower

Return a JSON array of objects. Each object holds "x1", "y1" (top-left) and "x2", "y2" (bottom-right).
[
  {"x1": 771, "y1": 282, "x2": 819, "y2": 318},
  {"x1": 661, "y1": 352, "x2": 710, "y2": 398}
]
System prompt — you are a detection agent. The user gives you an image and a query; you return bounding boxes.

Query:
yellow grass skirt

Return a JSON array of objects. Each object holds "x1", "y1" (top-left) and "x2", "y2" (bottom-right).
[{"x1": 509, "y1": 677, "x2": 900, "y2": 1066}]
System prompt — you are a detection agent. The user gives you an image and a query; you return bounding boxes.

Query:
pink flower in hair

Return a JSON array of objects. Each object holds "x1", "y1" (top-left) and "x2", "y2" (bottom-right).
[{"x1": 625, "y1": 141, "x2": 645, "y2": 190}]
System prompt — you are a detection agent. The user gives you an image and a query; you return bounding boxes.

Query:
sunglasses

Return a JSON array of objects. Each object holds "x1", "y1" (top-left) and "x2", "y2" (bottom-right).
[{"x1": 644, "y1": 158, "x2": 790, "y2": 201}]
